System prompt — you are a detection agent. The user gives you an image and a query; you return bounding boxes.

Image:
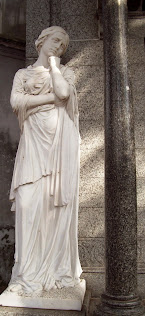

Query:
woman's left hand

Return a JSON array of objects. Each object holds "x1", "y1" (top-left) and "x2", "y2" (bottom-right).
[{"x1": 49, "y1": 57, "x2": 70, "y2": 100}]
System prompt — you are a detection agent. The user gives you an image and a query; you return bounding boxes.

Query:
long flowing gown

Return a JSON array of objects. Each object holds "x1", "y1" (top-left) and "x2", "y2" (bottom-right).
[{"x1": 9, "y1": 64, "x2": 82, "y2": 293}]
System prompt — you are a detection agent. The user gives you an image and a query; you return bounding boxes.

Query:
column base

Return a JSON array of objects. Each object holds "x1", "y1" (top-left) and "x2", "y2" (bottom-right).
[{"x1": 94, "y1": 294, "x2": 145, "y2": 316}]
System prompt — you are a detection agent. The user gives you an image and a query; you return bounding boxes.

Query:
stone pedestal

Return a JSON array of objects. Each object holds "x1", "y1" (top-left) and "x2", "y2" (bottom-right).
[
  {"x1": 0, "y1": 280, "x2": 86, "y2": 311},
  {"x1": 95, "y1": 0, "x2": 145, "y2": 315},
  {"x1": 0, "y1": 285, "x2": 90, "y2": 316}
]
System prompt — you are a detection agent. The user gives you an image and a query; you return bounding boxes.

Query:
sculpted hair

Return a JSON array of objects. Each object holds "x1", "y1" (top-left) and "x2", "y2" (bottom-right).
[{"x1": 35, "y1": 26, "x2": 69, "y2": 55}]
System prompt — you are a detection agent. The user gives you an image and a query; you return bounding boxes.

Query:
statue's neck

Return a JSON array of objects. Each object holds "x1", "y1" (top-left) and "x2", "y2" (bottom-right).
[{"x1": 33, "y1": 52, "x2": 50, "y2": 69}]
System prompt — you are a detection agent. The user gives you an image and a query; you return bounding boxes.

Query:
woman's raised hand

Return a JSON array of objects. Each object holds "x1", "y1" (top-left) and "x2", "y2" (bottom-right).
[
  {"x1": 49, "y1": 56, "x2": 60, "y2": 70},
  {"x1": 49, "y1": 56, "x2": 70, "y2": 100}
]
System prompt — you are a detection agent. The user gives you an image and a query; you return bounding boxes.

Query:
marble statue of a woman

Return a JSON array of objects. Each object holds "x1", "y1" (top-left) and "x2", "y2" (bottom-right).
[{"x1": 7, "y1": 26, "x2": 82, "y2": 294}]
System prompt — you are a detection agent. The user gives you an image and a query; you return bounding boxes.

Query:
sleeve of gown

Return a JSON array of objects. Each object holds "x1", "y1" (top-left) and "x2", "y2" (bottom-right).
[
  {"x1": 62, "y1": 66, "x2": 79, "y2": 131},
  {"x1": 10, "y1": 69, "x2": 30, "y2": 131}
]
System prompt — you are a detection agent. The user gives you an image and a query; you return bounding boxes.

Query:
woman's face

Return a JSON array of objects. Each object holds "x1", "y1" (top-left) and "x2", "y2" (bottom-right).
[{"x1": 41, "y1": 32, "x2": 66, "y2": 57}]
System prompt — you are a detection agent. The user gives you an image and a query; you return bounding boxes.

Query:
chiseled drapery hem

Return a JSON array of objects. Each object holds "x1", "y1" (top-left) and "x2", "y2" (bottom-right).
[{"x1": 9, "y1": 176, "x2": 82, "y2": 293}]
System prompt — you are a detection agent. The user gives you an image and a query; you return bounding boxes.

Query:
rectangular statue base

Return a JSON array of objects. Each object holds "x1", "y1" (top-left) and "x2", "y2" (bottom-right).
[{"x1": 0, "y1": 279, "x2": 86, "y2": 311}]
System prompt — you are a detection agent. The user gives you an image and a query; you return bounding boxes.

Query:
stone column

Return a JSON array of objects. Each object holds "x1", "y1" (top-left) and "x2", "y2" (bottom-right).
[{"x1": 97, "y1": 0, "x2": 145, "y2": 315}]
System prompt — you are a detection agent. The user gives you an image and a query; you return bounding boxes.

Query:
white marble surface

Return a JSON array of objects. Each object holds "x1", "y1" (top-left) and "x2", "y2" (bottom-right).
[
  {"x1": 8, "y1": 26, "x2": 82, "y2": 295},
  {"x1": 0, "y1": 279, "x2": 86, "y2": 311}
]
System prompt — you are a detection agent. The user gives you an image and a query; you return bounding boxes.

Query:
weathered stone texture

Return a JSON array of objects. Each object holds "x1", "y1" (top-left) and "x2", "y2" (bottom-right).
[
  {"x1": 128, "y1": 19, "x2": 145, "y2": 38},
  {"x1": 0, "y1": 307, "x2": 86, "y2": 316},
  {"x1": 62, "y1": 40, "x2": 103, "y2": 67},
  {"x1": 82, "y1": 272, "x2": 105, "y2": 297},
  {"x1": 26, "y1": 0, "x2": 51, "y2": 58},
  {"x1": 138, "y1": 209, "x2": 145, "y2": 238},
  {"x1": 0, "y1": 227, "x2": 15, "y2": 285},
  {"x1": 129, "y1": 20, "x2": 145, "y2": 286},
  {"x1": 0, "y1": 54, "x2": 24, "y2": 226},
  {"x1": 82, "y1": 272, "x2": 145, "y2": 298},
  {"x1": 78, "y1": 208, "x2": 105, "y2": 238}
]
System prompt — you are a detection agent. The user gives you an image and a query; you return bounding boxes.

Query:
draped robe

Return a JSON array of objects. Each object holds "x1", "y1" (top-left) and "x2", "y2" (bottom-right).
[{"x1": 9, "y1": 65, "x2": 82, "y2": 293}]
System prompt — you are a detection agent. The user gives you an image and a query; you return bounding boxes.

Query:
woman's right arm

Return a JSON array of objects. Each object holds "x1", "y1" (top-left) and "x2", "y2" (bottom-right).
[
  {"x1": 10, "y1": 69, "x2": 55, "y2": 113},
  {"x1": 21, "y1": 93, "x2": 55, "y2": 110}
]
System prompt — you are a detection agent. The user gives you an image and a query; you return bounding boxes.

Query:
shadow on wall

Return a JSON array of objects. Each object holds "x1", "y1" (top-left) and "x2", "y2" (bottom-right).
[
  {"x1": 0, "y1": 54, "x2": 24, "y2": 227},
  {"x1": 0, "y1": 52, "x2": 24, "y2": 288},
  {"x1": 62, "y1": 38, "x2": 105, "y2": 213},
  {"x1": 0, "y1": 131, "x2": 16, "y2": 224},
  {"x1": 0, "y1": 227, "x2": 15, "y2": 288}
]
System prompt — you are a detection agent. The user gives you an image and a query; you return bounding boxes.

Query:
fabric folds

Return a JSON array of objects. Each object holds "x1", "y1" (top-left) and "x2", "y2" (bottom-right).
[{"x1": 9, "y1": 64, "x2": 82, "y2": 293}]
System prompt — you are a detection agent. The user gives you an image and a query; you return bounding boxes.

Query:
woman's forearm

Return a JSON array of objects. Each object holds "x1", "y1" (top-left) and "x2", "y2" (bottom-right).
[
  {"x1": 49, "y1": 57, "x2": 70, "y2": 100},
  {"x1": 51, "y1": 67, "x2": 70, "y2": 100},
  {"x1": 11, "y1": 92, "x2": 55, "y2": 112},
  {"x1": 26, "y1": 93, "x2": 55, "y2": 109}
]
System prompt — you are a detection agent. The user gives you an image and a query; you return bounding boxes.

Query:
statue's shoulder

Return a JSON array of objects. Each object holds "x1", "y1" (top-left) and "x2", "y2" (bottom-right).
[
  {"x1": 14, "y1": 68, "x2": 27, "y2": 79},
  {"x1": 60, "y1": 64, "x2": 75, "y2": 81},
  {"x1": 60, "y1": 64, "x2": 74, "y2": 73}
]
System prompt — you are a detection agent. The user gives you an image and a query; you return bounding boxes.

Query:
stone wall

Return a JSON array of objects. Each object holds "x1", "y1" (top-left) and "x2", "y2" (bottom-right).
[
  {"x1": 0, "y1": 0, "x2": 26, "y2": 41},
  {"x1": 57, "y1": 0, "x2": 105, "y2": 298},
  {"x1": 0, "y1": 45, "x2": 25, "y2": 287}
]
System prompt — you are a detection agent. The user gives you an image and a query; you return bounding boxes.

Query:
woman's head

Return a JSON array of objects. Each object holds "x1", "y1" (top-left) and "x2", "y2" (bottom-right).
[{"x1": 35, "y1": 26, "x2": 69, "y2": 57}]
